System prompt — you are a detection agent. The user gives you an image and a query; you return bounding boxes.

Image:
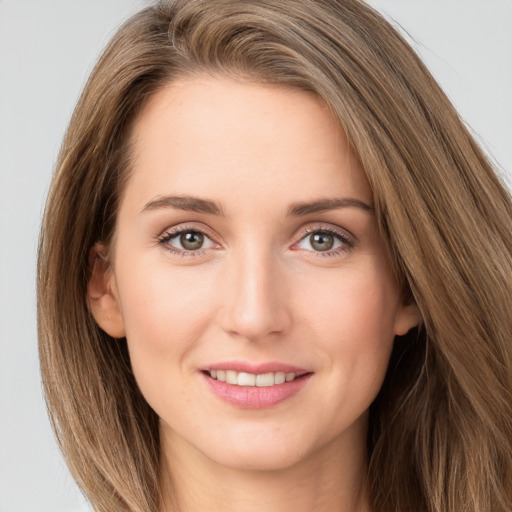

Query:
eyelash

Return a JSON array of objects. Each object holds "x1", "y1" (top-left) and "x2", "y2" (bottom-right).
[
  {"x1": 157, "y1": 225, "x2": 216, "y2": 258},
  {"x1": 295, "y1": 226, "x2": 355, "y2": 257},
  {"x1": 157, "y1": 224, "x2": 355, "y2": 258}
]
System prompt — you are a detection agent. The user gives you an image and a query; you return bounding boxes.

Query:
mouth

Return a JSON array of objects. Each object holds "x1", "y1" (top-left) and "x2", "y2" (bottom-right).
[
  {"x1": 200, "y1": 364, "x2": 313, "y2": 409},
  {"x1": 202, "y1": 369, "x2": 309, "y2": 387}
]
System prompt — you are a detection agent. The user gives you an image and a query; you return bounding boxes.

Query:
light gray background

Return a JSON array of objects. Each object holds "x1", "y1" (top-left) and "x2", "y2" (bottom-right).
[{"x1": 0, "y1": 1, "x2": 511, "y2": 511}]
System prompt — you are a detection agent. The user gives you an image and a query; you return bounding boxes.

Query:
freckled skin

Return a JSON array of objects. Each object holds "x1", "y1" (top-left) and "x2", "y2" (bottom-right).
[{"x1": 93, "y1": 77, "x2": 420, "y2": 511}]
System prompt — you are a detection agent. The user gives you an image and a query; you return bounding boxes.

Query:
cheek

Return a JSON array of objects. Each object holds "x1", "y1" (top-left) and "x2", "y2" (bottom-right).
[
  {"x1": 294, "y1": 264, "x2": 399, "y2": 414},
  {"x1": 296, "y1": 260, "x2": 400, "y2": 342},
  {"x1": 118, "y1": 257, "x2": 216, "y2": 343},
  {"x1": 114, "y1": 258, "x2": 218, "y2": 402}
]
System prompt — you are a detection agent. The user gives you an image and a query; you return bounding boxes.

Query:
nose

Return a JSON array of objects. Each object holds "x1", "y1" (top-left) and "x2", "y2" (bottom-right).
[{"x1": 218, "y1": 247, "x2": 292, "y2": 342}]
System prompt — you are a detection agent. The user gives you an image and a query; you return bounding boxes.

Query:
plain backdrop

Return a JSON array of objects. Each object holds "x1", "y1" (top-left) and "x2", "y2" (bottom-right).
[{"x1": 0, "y1": 1, "x2": 511, "y2": 511}]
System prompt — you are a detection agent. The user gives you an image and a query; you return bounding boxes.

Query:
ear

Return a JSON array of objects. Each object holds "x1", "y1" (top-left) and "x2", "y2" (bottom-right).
[
  {"x1": 87, "y1": 243, "x2": 126, "y2": 338},
  {"x1": 393, "y1": 301, "x2": 422, "y2": 336}
]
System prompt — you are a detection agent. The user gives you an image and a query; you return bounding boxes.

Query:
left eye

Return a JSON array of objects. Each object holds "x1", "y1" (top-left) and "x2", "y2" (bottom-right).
[
  {"x1": 296, "y1": 230, "x2": 347, "y2": 252},
  {"x1": 162, "y1": 229, "x2": 216, "y2": 251}
]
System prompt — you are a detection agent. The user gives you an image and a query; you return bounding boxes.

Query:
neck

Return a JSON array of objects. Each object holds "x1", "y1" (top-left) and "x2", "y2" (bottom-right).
[{"x1": 159, "y1": 416, "x2": 371, "y2": 512}]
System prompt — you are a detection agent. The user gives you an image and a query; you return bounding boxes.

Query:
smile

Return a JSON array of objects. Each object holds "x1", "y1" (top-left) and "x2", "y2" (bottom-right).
[
  {"x1": 201, "y1": 364, "x2": 313, "y2": 409},
  {"x1": 207, "y1": 369, "x2": 303, "y2": 387}
]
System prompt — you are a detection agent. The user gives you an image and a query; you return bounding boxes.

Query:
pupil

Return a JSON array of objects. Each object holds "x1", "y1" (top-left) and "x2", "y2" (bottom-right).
[
  {"x1": 180, "y1": 231, "x2": 204, "y2": 250},
  {"x1": 311, "y1": 232, "x2": 334, "y2": 251}
]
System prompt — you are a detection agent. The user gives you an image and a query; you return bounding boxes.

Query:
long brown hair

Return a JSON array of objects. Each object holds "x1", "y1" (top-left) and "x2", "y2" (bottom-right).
[{"x1": 38, "y1": 1, "x2": 512, "y2": 511}]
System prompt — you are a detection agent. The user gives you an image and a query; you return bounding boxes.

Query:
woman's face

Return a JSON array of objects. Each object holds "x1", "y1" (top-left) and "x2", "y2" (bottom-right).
[{"x1": 89, "y1": 76, "x2": 419, "y2": 471}]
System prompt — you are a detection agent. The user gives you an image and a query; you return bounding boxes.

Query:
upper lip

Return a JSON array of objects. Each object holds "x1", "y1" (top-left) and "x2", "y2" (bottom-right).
[{"x1": 200, "y1": 361, "x2": 311, "y2": 375}]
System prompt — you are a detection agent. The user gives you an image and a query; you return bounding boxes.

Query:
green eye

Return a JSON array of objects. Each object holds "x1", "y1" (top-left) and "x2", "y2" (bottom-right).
[
  {"x1": 296, "y1": 228, "x2": 351, "y2": 254},
  {"x1": 180, "y1": 231, "x2": 204, "y2": 250},
  {"x1": 309, "y1": 232, "x2": 334, "y2": 251},
  {"x1": 159, "y1": 228, "x2": 215, "y2": 253}
]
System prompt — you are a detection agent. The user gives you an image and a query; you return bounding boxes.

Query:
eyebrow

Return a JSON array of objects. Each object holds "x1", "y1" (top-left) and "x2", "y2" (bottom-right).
[
  {"x1": 142, "y1": 195, "x2": 224, "y2": 215},
  {"x1": 287, "y1": 197, "x2": 374, "y2": 216},
  {"x1": 141, "y1": 195, "x2": 373, "y2": 217}
]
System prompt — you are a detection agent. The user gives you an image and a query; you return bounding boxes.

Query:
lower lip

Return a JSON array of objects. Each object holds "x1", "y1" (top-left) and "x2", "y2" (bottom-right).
[{"x1": 201, "y1": 372, "x2": 312, "y2": 409}]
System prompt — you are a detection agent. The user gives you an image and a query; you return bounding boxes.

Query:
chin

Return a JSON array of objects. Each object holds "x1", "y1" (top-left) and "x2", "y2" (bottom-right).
[
  {"x1": 200, "y1": 428, "x2": 314, "y2": 472},
  {"x1": 211, "y1": 446, "x2": 308, "y2": 473}
]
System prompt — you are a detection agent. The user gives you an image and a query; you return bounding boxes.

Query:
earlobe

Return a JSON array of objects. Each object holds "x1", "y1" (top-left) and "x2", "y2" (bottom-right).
[
  {"x1": 394, "y1": 302, "x2": 422, "y2": 336},
  {"x1": 87, "y1": 243, "x2": 126, "y2": 339}
]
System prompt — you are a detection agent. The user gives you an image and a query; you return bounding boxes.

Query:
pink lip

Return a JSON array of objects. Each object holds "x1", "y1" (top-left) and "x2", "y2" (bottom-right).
[{"x1": 199, "y1": 361, "x2": 313, "y2": 409}]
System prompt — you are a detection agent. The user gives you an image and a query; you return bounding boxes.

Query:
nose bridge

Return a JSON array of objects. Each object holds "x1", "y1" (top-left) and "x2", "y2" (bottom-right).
[{"x1": 220, "y1": 239, "x2": 290, "y2": 340}]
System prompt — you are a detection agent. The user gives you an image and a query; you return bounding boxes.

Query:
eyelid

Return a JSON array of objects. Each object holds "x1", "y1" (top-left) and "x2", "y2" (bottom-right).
[
  {"x1": 295, "y1": 222, "x2": 355, "y2": 242},
  {"x1": 301, "y1": 223, "x2": 354, "y2": 241},
  {"x1": 158, "y1": 222, "x2": 220, "y2": 241}
]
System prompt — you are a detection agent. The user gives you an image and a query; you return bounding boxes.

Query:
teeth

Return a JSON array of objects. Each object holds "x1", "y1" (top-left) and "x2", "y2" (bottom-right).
[
  {"x1": 256, "y1": 372, "x2": 274, "y2": 387},
  {"x1": 226, "y1": 370, "x2": 238, "y2": 384},
  {"x1": 237, "y1": 372, "x2": 256, "y2": 386},
  {"x1": 274, "y1": 372, "x2": 285, "y2": 385},
  {"x1": 208, "y1": 370, "x2": 301, "y2": 386}
]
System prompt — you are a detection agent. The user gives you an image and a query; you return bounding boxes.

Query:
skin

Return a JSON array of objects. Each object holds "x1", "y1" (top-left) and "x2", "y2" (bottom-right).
[{"x1": 88, "y1": 76, "x2": 421, "y2": 512}]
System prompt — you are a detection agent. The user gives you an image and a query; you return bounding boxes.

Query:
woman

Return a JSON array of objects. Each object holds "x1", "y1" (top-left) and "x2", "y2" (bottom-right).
[{"x1": 37, "y1": 1, "x2": 512, "y2": 511}]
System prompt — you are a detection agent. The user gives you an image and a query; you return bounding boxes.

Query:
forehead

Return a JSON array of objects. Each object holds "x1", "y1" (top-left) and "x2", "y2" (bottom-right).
[{"x1": 125, "y1": 75, "x2": 371, "y2": 212}]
